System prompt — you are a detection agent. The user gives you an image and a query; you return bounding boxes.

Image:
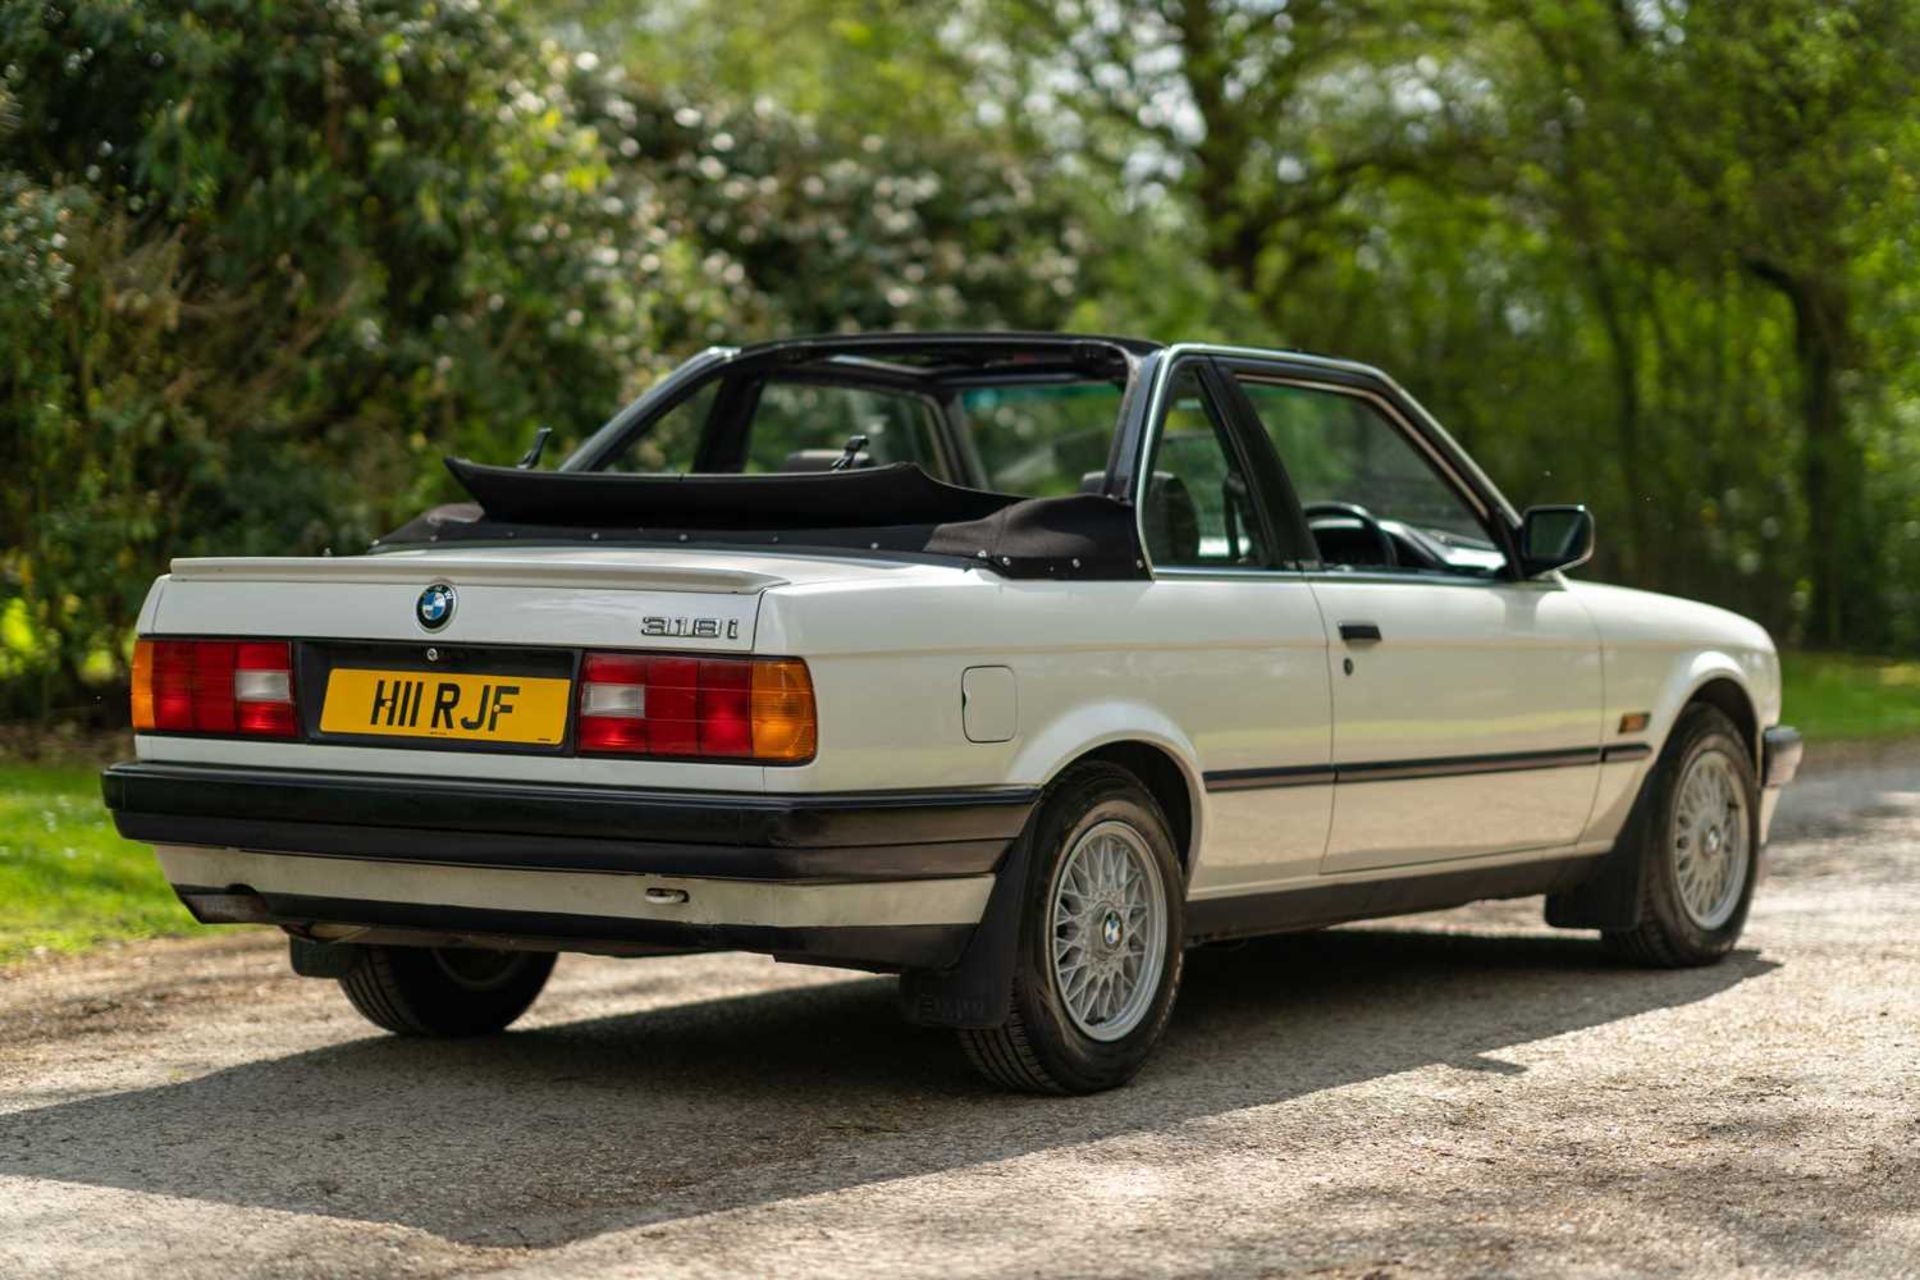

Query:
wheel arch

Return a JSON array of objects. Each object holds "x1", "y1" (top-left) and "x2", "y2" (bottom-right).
[
  {"x1": 1637, "y1": 650, "x2": 1765, "y2": 773},
  {"x1": 900, "y1": 722, "x2": 1204, "y2": 1033},
  {"x1": 1683, "y1": 674, "x2": 1761, "y2": 770},
  {"x1": 1009, "y1": 703, "x2": 1207, "y2": 876},
  {"x1": 1070, "y1": 740, "x2": 1197, "y2": 875}
]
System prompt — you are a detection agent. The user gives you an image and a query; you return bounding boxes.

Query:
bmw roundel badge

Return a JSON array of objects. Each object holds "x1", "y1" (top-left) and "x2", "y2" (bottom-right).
[{"x1": 416, "y1": 583, "x2": 456, "y2": 632}]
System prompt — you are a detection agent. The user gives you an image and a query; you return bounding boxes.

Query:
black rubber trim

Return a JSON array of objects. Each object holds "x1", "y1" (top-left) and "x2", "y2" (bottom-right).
[
  {"x1": 1202, "y1": 765, "x2": 1337, "y2": 792},
  {"x1": 103, "y1": 763, "x2": 1036, "y2": 883},
  {"x1": 1340, "y1": 747, "x2": 1598, "y2": 782},
  {"x1": 1762, "y1": 725, "x2": 1803, "y2": 789},
  {"x1": 1601, "y1": 742, "x2": 1654, "y2": 763},
  {"x1": 120, "y1": 813, "x2": 1007, "y2": 881},
  {"x1": 173, "y1": 886, "x2": 970, "y2": 971},
  {"x1": 1187, "y1": 853, "x2": 1605, "y2": 942},
  {"x1": 1203, "y1": 746, "x2": 1602, "y2": 792}
]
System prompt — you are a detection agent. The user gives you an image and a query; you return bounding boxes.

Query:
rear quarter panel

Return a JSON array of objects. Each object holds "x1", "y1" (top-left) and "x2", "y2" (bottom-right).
[{"x1": 755, "y1": 570, "x2": 1336, "y2": 880}]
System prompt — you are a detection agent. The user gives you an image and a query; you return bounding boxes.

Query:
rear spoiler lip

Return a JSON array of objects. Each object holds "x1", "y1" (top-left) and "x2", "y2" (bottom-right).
[{"x1": 166, "y1": 554, "x2": 789, "y2": 595}]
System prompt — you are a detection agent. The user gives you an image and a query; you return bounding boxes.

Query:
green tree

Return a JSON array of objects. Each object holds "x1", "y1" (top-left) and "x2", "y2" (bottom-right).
[
  {"x1": 1502, "y1": 0, "x2": 1920, "y2": 645},
  {"x1": 0, "y1": 0, "x2": 1084, "y2": 720}
]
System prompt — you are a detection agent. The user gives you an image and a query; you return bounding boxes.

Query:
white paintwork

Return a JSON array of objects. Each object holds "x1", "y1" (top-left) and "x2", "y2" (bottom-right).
[
  {"x1": 133, "y1": 732, "x2": 773, "y2": 791},
  {"x1": 154, "y1": 846, "x2": 993, "y2": 928},
  {"x1": 172, "y1": 550, "x2": 791, "y2": 594},
  {"x1": 961, "y1": 666, "x2": 1018, "y2": 743},
  {"x1": 132, "y1": 345, "x2": 1790, "y2": 927},
  {"x1": 1310, "y1": 575, "x2": 1604, "y2": 871}
]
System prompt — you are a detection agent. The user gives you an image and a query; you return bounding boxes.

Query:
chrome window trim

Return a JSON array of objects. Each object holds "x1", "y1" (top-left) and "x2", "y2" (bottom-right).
[
  {"x1": 1128, "y1": 565, "x2": 1566, "y2": 593},
  {"x1": 1133, "y1": 344, "x2": 1522, "y2": 581},
  {"x1": 1170, "y1": 343, "x2": 1521, "y2": 525},
  {"x1": 1129, "y1": 352, "x2": 1304, "y2": 578},
  {"x1": 1154, "y1": 565, "x2": 1311, "y2": 583},
  {"x1": 1300, "y1": 570, "x2": 1540, "y2": 590}
]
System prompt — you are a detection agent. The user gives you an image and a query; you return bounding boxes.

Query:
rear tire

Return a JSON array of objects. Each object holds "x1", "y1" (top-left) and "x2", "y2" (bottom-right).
[
  {"x1": 1602, "y1": 703, "x2": 1759, "y2": 967},
  {"x1": 959, "y1": 762, "x2": 1184, "y2": 1094},
  {"x1": 340, "y1": 945, "x2": 555, "y2": 1036}
]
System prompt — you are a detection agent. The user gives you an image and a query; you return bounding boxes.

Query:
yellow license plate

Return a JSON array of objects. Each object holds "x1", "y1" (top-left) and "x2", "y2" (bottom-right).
[{"x1": 319, "y1": 669, "x2": 571, "y2": 745}]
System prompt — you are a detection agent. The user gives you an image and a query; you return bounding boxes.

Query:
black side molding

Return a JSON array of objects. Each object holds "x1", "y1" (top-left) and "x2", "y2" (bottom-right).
[
  {"x1": 1203, "y1": 745, "x2": 1609, "y2": 793},
  {"x1": 1203, "y1": 765, "x2": 1337, "y2": 792}
]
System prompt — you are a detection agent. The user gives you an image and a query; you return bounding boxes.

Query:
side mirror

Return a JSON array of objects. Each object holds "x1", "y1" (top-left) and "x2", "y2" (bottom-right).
[{"x1": 1519, "y1": 505, "x2": 1595, "y2": 577}]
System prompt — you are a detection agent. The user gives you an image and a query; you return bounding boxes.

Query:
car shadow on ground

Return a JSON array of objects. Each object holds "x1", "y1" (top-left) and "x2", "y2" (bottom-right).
[{"x1": 0, "y1": 928, "x2": 1777, "y2": 1248}]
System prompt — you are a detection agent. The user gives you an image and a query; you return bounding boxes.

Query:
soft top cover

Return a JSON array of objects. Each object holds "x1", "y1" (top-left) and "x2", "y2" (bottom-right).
[
  {"x1": 375, "y1": 457, "x2": 1146, "y2": 580},
  {"x1": 446, "y1": 457, "x2": 1016, "y2": 529}
]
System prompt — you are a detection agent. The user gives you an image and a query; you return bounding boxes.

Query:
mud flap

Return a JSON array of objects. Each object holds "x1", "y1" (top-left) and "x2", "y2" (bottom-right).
[
  {"x1": 1544, "y1": 845, "x2": 1645, "y2": 929},
  {"x1": 1545, "y1": 768, "x2": 1654, "y2": 931},
  {"x1": 289, "y1": 935, "x2": 365, "y2": 980},
  {"x1": 897, "y1": 831, "x2": 1035, "y2": 1029}
]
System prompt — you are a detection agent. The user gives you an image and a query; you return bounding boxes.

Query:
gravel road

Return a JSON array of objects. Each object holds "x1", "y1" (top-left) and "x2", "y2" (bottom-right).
[{"x1": 2, "y1": 744, "x2": 1915, "y2": 1279}]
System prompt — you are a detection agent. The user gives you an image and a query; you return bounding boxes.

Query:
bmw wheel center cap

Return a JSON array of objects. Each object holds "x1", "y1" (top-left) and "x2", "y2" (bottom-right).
[{"x1": 416, "y1": 583, "x2": 456, "y2": 631}]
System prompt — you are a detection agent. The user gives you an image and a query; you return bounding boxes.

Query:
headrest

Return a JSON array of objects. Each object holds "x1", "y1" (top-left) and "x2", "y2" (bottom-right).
[{"x1": 1141, "y1": 470, "x2": 1199, "y2": 564}]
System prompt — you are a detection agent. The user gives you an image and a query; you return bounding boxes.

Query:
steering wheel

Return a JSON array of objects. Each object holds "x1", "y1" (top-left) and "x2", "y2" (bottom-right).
[{"x1": 1302, "y1": 500, "x2": 1398, "y2": 568}]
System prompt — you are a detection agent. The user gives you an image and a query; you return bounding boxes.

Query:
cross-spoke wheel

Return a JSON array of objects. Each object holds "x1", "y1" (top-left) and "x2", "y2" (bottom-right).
[
  {"x1": 959, "y1": 762, "x2": 1184, "y2": 1094},
  {"x1": 1671, "y1": 748, "x2": 1750, "y2": 929},
  {"x1": 1049, "y1": 820, "x2": 1169, "y2": 1042}
]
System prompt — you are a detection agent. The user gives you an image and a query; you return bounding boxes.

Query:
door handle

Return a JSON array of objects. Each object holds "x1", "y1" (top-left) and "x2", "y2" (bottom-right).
[{"x1": 1338, "y1": 621, "x2": 1383, "y2": 643}]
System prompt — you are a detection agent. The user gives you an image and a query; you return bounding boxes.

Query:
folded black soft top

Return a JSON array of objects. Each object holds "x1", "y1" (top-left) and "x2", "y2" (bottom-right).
[
  {"x1": 445, "y1": 457, "x2": 1017, "y2": 529},
  {"x1": 373, "y1": 458, "x2": 1147, "y2": 580}
]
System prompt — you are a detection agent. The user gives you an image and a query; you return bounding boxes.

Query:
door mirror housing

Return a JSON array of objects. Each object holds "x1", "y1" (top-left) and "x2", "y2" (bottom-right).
[{"x1": 1519, "y1": 505, "x2": 1595, "y2": 577}]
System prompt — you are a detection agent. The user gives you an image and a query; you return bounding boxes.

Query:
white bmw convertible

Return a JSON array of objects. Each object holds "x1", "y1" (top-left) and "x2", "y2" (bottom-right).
[{"x1": 104, "y1": 333, "x2": 1801, "y2": 1093}]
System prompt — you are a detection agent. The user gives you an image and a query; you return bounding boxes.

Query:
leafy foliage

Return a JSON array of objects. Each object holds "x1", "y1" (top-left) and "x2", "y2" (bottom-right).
[
  {"x1": 979, "y1": 0, "x2": 1919, "y2": 646},
  {"x1": 0, "y1": 0, "x2": 1076, "y2": 718},
  {"x1": 3, "y1": 0, "x2": 1918, "y2": 723}
]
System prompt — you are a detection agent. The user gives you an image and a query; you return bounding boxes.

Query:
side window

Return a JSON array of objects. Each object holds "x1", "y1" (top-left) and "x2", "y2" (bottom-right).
[
  {"x1": 743, "y1": 383, "x2": 950, "y2": 479},
  {"x1": 1237, "y1": 379, "x2": 1504, "y2": 577},
  {"x1": 1140, "y1": 366, "x2": 1267, "y2": 568}
]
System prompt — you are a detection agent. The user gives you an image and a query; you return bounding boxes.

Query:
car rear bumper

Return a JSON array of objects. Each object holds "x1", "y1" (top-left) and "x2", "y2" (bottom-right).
[{"x1": 102, "y1": 763, "x2": 1038, "y2": 970}]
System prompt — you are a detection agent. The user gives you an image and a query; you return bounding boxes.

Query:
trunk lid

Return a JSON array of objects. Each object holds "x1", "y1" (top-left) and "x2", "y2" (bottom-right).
[
  {"x1": 149, "y1": 546, "x2": 899, "y2": 652},
  {"x1": 136, "y1": 546, "x2": 892, "y2": 776}
]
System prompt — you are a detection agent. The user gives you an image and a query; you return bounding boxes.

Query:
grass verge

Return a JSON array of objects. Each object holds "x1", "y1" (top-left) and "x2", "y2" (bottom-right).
[
  {"x1": 1780, "y1": 651, "x2": 1920, "y2": 742},
  {"x1": 0, "y1": 763, "x2": 203, "y2": 965}
]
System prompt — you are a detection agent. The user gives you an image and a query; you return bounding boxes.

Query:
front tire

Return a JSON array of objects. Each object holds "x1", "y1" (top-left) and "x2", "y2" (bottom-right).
[
  {"x1": 341, "y1": 945, "x2": 555, "y2": 1036},
  {"x1": 1603, "y1": 703, "x2": 1759, "y2": 967},
  {"x1": 959, "y1": 763, "x2": 1185, "y2": 1094}
]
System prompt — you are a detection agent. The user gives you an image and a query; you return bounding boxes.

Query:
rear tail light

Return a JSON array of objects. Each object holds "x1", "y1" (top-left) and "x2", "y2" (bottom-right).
[
  {"x1": 129, "y1": 638, "x2": 809, "y2": 760},
  {"x1": 578, "y1": 653, "x2": 816, "y2": 762},
  {"x1": 132, "y1": 639, "x2": 297, "y2": 738}
]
